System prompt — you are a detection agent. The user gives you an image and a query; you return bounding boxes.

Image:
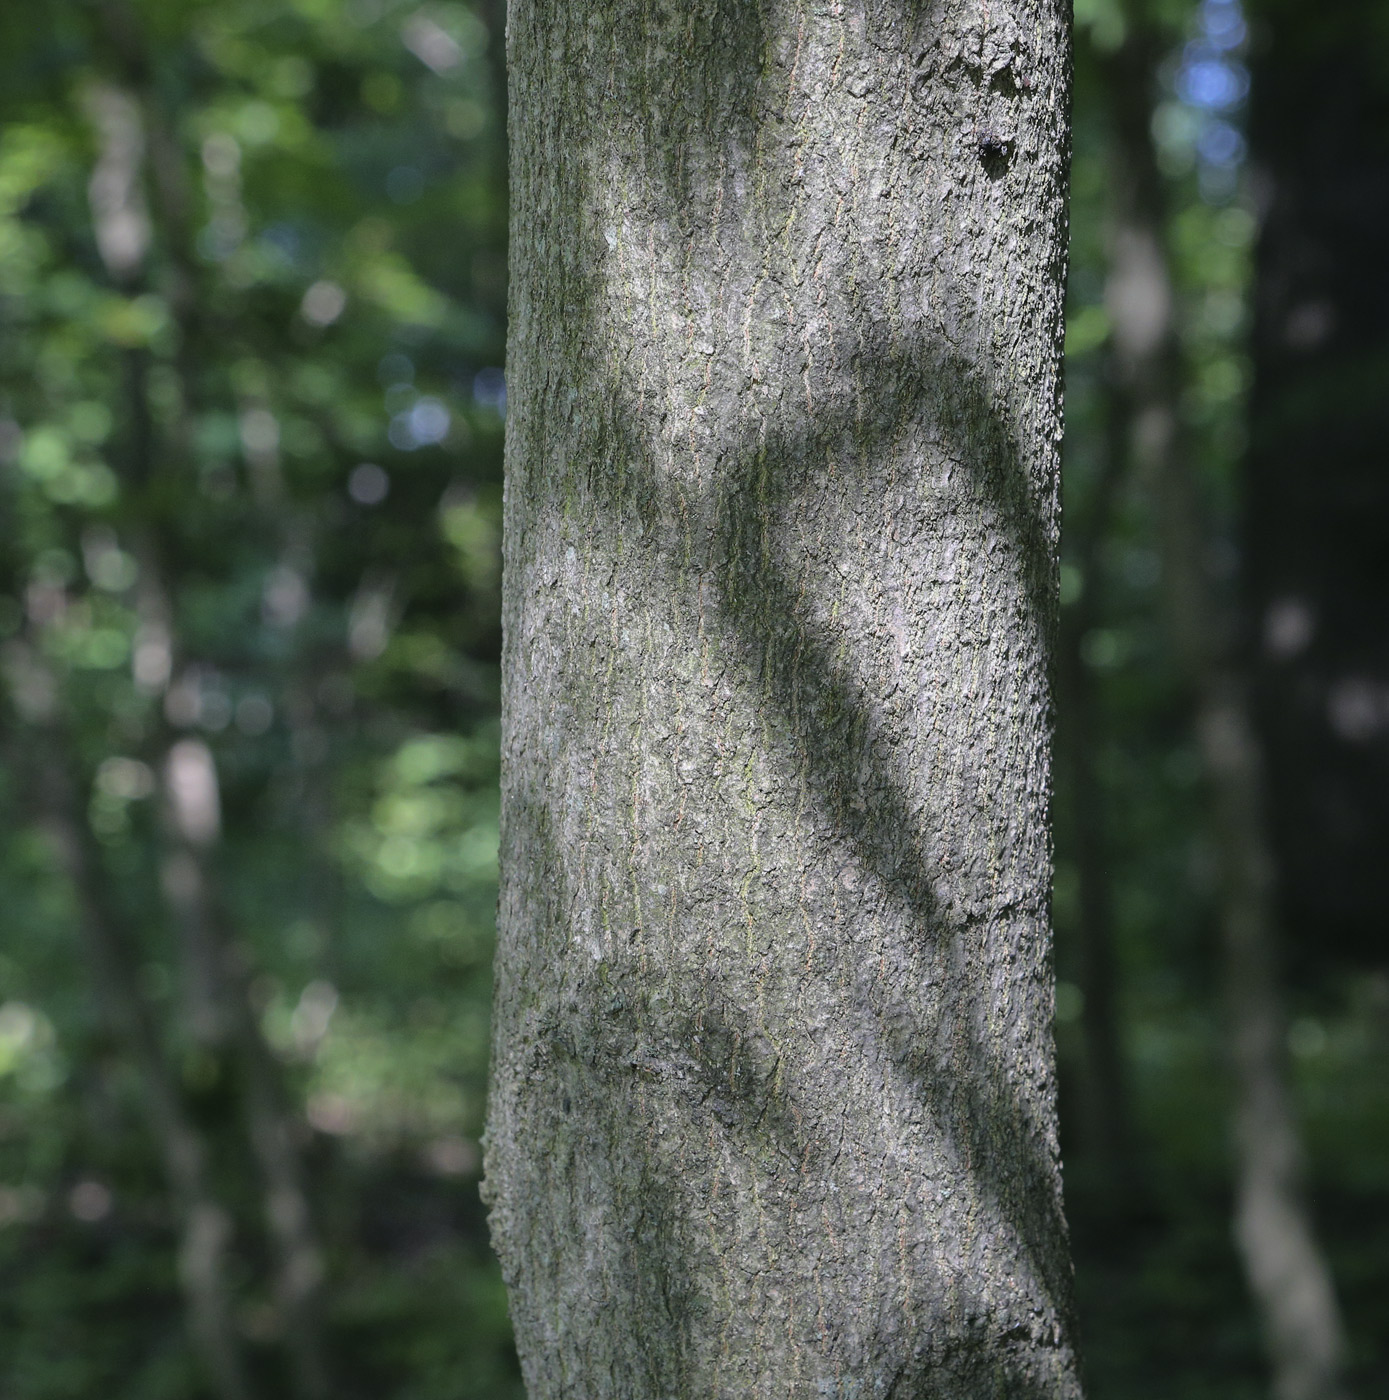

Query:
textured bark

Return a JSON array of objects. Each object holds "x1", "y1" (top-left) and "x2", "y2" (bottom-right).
[
  {"x1": 1093, "y1": 35, "x2": 1349, "y2": 1400},
  {"x1": 485, "y1": 2, "x2": 1080, "y2": 1397}
]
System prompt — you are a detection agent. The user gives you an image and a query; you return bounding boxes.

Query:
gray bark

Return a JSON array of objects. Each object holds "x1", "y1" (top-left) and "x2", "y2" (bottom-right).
[{"x1": 485, "y1": 3, "x2": 1080, "y2": 1396}]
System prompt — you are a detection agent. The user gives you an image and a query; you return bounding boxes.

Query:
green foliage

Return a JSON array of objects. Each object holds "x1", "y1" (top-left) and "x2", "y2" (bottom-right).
[
  {"x1": 0, "y1": 0, "x2": 517, "y2": 1395},
  {"x1": 1059, "y1": 2, "x2": 1389, "y2": 1396}
]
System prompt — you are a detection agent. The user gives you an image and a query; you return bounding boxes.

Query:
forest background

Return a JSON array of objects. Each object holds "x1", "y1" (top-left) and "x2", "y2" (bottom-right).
[{"x1": 0, "y1": 1, "x2": 1384, "y2": 1398}]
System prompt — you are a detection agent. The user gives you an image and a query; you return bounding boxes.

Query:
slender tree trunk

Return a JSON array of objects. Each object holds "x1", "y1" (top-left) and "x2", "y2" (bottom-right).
[
  {"x1": 85, "y1": 42, "x2": 331, "y2": 1399},
  {"x1": 1092, "y1": 34, "x2": 1348, "y2": 1400},
  {"x1": 1242, "y1": 0, "x2": 1389, "y2": 985},
  {"x1": 160, "y1": 736, "x2": 330, "y2": 1400},
  {"x1": 485, "y1": 3, "x2": 1081, "y2": 1396},
  {"x1": 0, "y1": 646, "x2": 253, "y2": 1400},
  {"x1": 1056, "y1": 423, "x2": 1135, "y2": 1198},
  {"x1": 50, "y1": 763, "x2": 253, "y2": 1400}
]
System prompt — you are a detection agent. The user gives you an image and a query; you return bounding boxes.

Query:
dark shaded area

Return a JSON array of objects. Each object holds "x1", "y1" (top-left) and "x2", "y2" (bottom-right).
[
  {"x1": 1243, "y1": 0, "x2": 1389, "y2": 974},
  {"x1": 1057, "y1": 4, "x2": 1389, "y2": 1398}
]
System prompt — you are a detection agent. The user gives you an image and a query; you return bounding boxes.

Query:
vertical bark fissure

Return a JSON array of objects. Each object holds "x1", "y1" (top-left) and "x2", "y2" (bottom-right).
[
  {"x1": 1093, "y1": 35, "x2": 1348, "y2": 1400},
  {"x1": 487, "y1": 3, "x2": 1081, "y2": 1395}
]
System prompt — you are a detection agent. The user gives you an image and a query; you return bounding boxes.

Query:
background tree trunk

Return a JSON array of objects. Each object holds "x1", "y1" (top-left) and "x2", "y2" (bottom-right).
[
  {"x1": 3, "y1": 661, "x2": 252, "y2": 1400},
  {"x1": 1243, "y1": 0, "x2": 1389, "y2": 982},
  {"x1": 1055, "y1": 417, "x2": 1136, "y2": 1202},
  {"x1": 1092, "y1": 30, "x2": 1349, "y2": 1400},
  {"x1": 484, "y1": 2, "x2": 1081, "y2": 1396},
  {"x1": 86, "y1": 35, "x2": 331, "y2": 1398}
]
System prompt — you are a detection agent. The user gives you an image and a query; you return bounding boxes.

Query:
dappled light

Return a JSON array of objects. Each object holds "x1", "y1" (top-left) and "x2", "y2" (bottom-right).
[
  {"x1": 0, "y1": 0, "x2": 511, "y2": 1395},
  {"x1": 0, "y1": 0, "x2": 1385, "y2": 1397}
]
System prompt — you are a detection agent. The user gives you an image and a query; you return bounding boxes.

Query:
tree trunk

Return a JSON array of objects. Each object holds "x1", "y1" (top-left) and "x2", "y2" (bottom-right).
[
  {"x1": 1056, "y1": 418, "x2": 1135, "y2": 1200},
  {"x1": 159, "y1": 735, "x2": 330, "y2": 1400},
  {"x1": 85, "y1": 37, "x2": 331, "y2": 1397},
  {"x1": 0, "y1": 641, "x2": 253, "y2": 1400},
  {"x1": 484, "y1": 3, "x2": 1081, "y2": 1396}
]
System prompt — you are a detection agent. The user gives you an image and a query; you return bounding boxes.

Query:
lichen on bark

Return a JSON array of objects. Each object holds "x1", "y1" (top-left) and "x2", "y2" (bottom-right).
[{"x1": 485, "y1": 2, "x2": 1082, "y2": 1395}]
